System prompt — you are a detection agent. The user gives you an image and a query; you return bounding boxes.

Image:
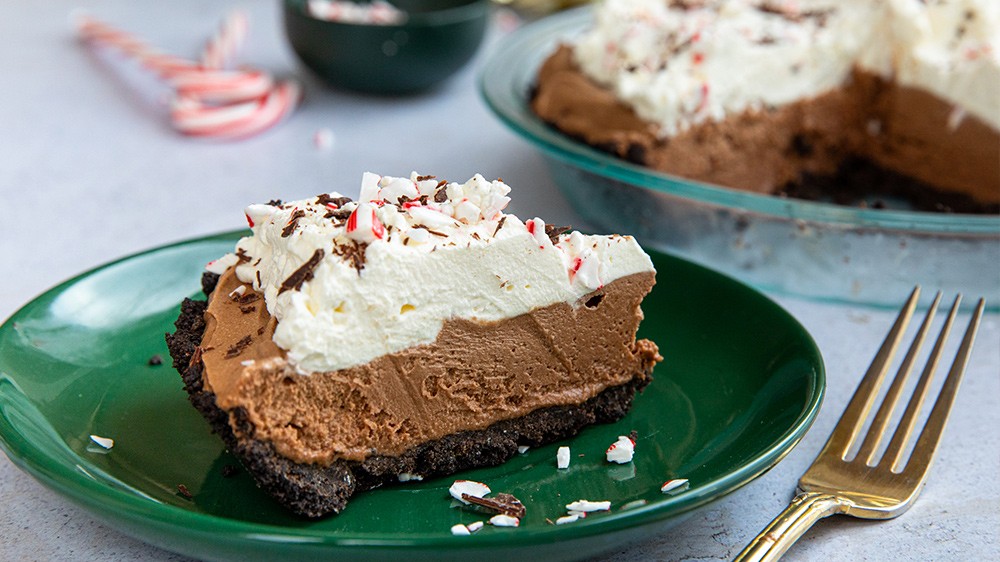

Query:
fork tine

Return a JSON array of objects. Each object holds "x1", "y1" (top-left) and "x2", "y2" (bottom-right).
[
  {"x1": 902, "y1": 297, "x2": 984, "y2": 478},
  {"x1": 882, "y1": 294, "x2": 960, "y2": 471},
  {"x1": 823, "y1": 286, "x2": 920, "y2": 458},
  {"x1": 855, "y1": 292, "x2": 941, "y2": 465}
]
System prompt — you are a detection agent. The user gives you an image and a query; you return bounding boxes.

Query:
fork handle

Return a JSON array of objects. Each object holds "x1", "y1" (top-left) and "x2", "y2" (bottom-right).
[{"x1": 733, "y1": 491, "x2": 849, "y2": 562}]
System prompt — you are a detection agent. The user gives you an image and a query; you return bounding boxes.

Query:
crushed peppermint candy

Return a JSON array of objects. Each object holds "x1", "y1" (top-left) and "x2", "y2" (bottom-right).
[
  {"x1": 488, "y1": 514, "x2": 520, "y2": 527},
  {"x1": 450, "y1": 523, "x2": 471, "y2": 536},
  {"x1": 345, "y1": 202, "x2": 385, "y2": 243},
  {"x1": 89, "y1": 434, "x2": 114, "y2": 449},
  {"x1": 228, "y1": 285, "x2": 248, "y2": 299},
  {"x1": 466, "y1": 521, "x2": 484, "y2": 533},
  {"x1": 557, "y1": 446, "x2": 571, "y2": 469},
  {"x1": 661, "y1": 478, "x2": 690, "y2": 494},
  {"x1": 620, "y1": 499, "x2": 649, "y2": 510},
  {"x1": 449, "y1": 480, "x2": 490, "y2": 504},
  {"x1": 307, "y1": 0, "x2": 407, "y2": 25},
  {"x1": 555, "y1": 514, "x2": 581, "y2": 525},
  {"x1": 517, "y1": 445, "x2": 530, "y2": 455},
  {"x1": 606, "y1": 435, "x2": 635, "y2": 464},
  {"x1": 314, "y1": 127, "x2": 334, "y2": 150},
  {"x1": 565, "y1": 500, "x2": 611, "y2": 512},
  {"x1": 206, "y1": 253, "x2": 239, "y2": 275}
]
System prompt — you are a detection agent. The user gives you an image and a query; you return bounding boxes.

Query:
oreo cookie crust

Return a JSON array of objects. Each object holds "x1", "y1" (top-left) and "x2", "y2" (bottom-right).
[{"x1": 165, "y1": 273, "x2": 653, "y2": 518}]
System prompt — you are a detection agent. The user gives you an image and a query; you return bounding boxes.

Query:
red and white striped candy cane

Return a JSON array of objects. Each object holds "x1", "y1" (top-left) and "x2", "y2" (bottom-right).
[
  {"x1": 75, "y1": 15, "x2": 200, "y2": 79},
  {"x1": 170, "y1": 68, "x2": 273, "y2": 104},
  {"x1": 170, "y1": 80, "x2": 301, "y2": 139},
  {"x1": 200, "y1": 10, "x2": 248, "y2": 70}
]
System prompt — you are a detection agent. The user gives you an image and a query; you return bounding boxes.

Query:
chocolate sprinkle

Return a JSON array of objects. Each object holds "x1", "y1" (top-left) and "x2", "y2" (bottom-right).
[
  {"x1": 237, "y1": 292, "x2": 260, "y2": 305},
  {"x1": 316, "y1": 194, "x2": 353, "y2": 209},
  {"x1": 225, "y1": 335, "x2": 253, "y2": 358},
  {"x1": 281, "y1": 209, "x2": 307, "y2": 238},
  {"x1": 332, "y1": 241, "x2": 367, "y2": 272},
  {"x1": 544, "y1": 224, "x2": 571, "y2": 244},
  {"x1": 493, "y1": 216, "x2": 507, "y2": 237},
  {"x1": 461, "y1": 492, "x2": 526, "y2": 519},
  {"x1": 279, "y1": 249, "x2": 325, "y2": 293},
  {"x1": 147, "y1": 354, "x2": 163, "y2": 366}
]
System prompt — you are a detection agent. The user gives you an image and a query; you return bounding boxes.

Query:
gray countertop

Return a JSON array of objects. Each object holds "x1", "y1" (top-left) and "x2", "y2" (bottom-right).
[{"x1": 1, "y1": 1, "x2": 997, "y2": 560}]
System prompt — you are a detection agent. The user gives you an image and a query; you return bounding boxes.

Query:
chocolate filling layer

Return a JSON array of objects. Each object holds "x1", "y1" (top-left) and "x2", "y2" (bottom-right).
[
  {"x1": 200, "y1": 267, "x2": 658, "y2": 465},
  {"x1": 531, "y1": 46, "x2": 1000, "y2": 213},
  {"x1": 166, "y1": 272, "x2": 660, "y2": 517}
]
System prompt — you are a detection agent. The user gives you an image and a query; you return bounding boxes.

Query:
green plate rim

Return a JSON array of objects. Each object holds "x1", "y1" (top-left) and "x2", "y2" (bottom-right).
[{"x1": 0, "y1": 230, "x2": 825, "y2": 553}]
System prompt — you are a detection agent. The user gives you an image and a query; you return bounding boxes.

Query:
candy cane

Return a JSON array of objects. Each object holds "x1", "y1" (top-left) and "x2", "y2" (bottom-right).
[
  {"x1": 170, "y1": 68, "x2": 273, "y2": 104},
  {"x1": 170, "y1": 80, "x2": 301, "y2": 139},
  {"x1": 75, "y1": 15, "x2": 200, "y2": 79},
  {"x1": 201, "y1": 11, "x2": 248, "y2": 70}
]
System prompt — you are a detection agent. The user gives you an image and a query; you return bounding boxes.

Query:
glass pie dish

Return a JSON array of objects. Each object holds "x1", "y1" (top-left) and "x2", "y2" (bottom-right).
[{"x1": 479, "y1": 8, "x2": 1000, "y2": 308}]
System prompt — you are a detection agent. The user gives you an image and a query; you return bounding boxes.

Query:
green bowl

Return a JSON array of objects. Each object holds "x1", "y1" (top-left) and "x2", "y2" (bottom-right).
[{"x1": 283, "y1": 0, "x2": 489, "y2": 94}]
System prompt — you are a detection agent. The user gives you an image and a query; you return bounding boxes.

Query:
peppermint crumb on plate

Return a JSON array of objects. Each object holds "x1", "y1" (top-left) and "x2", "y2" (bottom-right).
[
  {"x1": 89, "y1": 434, "x2": 114, "y2": 449},
  {"x1": 565, "y1": 500, "x2": 611, "y2": 512},
  {"x1": 555, "y1": 514, "x2": 581, "y2": 525},
  {"x1": 557, "y1": 446, "x2": 571, "y2": 469},
  {"x1": 450, "y1": 524, "x2": 471, "y2": 536},
  {"x1": 449, "y1": 480, "x2": 490, "y2": 504},
  {"x1": 605, "y1": 435, "x2": 635, "y2": 464},
  {"x1": 488, "y1": 514, "x2": 520, "y2": 527},
  {"x1": 466, "y1": 521, "x2": 484, "y2": 532},
  {"x1": 661, "y1": 478, "x2": 690, "y2": 494}
]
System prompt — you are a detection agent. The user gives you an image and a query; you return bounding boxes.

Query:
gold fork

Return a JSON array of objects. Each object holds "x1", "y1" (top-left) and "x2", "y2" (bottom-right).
[{"x1": 735, "y1": 287, "x2": 985, "y2": 562}]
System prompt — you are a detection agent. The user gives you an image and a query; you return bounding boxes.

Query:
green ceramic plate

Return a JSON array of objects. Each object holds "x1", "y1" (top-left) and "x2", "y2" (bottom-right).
[{"x1": 0, "y1": 231, "x2": 823, "y2": 561}]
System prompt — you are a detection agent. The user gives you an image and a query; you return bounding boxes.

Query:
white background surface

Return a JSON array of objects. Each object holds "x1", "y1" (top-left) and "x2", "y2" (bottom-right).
[{"x1": 1, "y1": 1, "x2": 997, "y2": 560}]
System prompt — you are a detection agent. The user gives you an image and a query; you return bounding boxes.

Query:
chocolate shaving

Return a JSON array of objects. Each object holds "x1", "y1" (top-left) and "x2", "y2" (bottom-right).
[
  {"x1": 316, "y1": 194, "x2": 352, "y2": 208},
  {"x1": 147, "y1": 354, "x2": 163, "y2": 366},
  {"x1": 188, "y1": 346, "x2": 204, "y2": 369},
  {"x1": 237, "y1": 292, "x2": 260, "y2": 305},
  {"x1": 544, "y1": 224, "x2": 571, "y2": 244},
  {"x1": 279, "y1": 249, "x2": 325, "y2": 293},
  {"x1": 433, "y1": 187, "x2": 448, "y2": 203},
  {"x1": 426, "y1": 229, "x2": 448, "y2": 237},
  {"x1": 235, "y1": 248, "x2": 252, "y2": 264},
  {"x1": 225, "y1": 335, "x2": 253, "y2": 358},
  {"x1": 331, "y1": 241, "x2": 367, "y2": 272},
  {"x1": 239, "y1": 305, "x2": 257, "y2": 314},
  {"x1": 416, "y1": 174, "x2": 436, "y2": 181},
  {"x1": 266, "y1": 199, "x2": 283, "y2": 207},
  {"x1": 629, "y1": 429, "x2": 638, "y2": 442},
  {"x1": 255, "y1": 270, "x2": 262, "y2": 287},
  {"x1": 493, "y1": 215, "x2": 507, "y2": 237},
  {"x1": 325, "y1": 207, "x2": 352, "y2": 221},
  {"x1": 176, "y1": 484, "x2": 193, "y2": 499},
  {"x1": 256, "y1": 326, "x2": 266, "y2": 336},
  {"x1": 281, "y1": 209, "x2": 306, "y2": 237},
  {"x1": 461, "y1": 492, "x2": 526, "y2": 519}
]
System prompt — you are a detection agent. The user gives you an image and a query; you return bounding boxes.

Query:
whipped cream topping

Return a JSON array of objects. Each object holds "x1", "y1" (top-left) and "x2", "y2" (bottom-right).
[
  {"x1": 573, "y1": 0, "x2": 999, "y2": 136},
  {"x1": 216, "y1": 172, "x2": 654, "y2": 373}
]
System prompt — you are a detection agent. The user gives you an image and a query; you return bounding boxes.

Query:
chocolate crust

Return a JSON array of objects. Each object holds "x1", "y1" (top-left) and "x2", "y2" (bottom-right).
[{"x1": 165, "y1": 275, "x2": 653, "y2": 518}]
